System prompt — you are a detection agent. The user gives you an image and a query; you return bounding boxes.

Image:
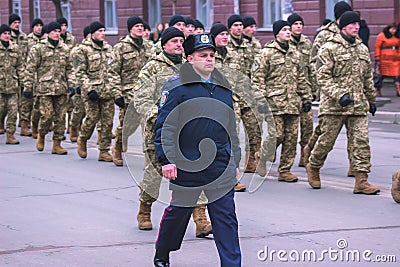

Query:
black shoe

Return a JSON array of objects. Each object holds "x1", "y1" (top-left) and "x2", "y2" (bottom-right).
[{"x1": 154, "y1": 257, "x2": 170, "y2": 267}]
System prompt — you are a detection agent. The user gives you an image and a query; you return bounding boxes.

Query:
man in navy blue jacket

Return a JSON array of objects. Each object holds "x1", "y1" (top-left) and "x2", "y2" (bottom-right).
[{"x1": 153, "y1": 33, "x2": 241, "y2": 267}]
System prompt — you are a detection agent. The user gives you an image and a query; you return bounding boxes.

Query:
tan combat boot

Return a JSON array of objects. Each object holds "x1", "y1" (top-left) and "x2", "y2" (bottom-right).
[
  {"x1": 52, "y1": 140, "x2": 68, "y2": 155},
  {"x1": 98, "y1": 150, "x2": 113, "y2": 162},
  {"x1": 298, "y1": 146, "x2": 306, "y2": 167},
  {"x1": 112, "y1": 142, "x2": 123, "y2": 166},
  {"x1": 244, "y1": 151, "x2": 256, "y2": 173},
  {"x1": 137, "y1": 202, "x2": 152, "y2": 230},
  {"x1": 306, "y1": 163, "x2": 321, "y2": 189},
  {"x1": 255, "y1": 151, "x2": 267, "y2": 177},
  {"x1": 69, "y1": 127, "x2": 79, "y2": 142},
  {"x1": 278, "y1": 172, "x2": 298, "y2": 183},
  {"x1": 6, "y1": 133, "x2": 20, "y2": 144},
  {"x1": 353, "y1": 172, "x2": 380, "y2": 195},
  {"x1": 234, "y1": 182, "x2": 246, "y2": 192},
  {"x1": 303, "y1": 145, "x2": 311, "y2": 165},
  {"x1": 20, "y1": 120, "x2": 32, "y2": 136},
  {"x1": 77, "y1": 137, "x2": 87, "y2": 158},
  {"x1": 36, "y1": 134, "x2": 45, "y2": 151},
  {"x1": 192, "y1": 205, "x2": 212, "y2": 238},
  {"x1": 31, "y1": 121, "x2": 38, "y2": 139},
  {"x1": 391, "y1": 171, "x2": 400, "y2": 203},
  {"x1": 0, "y1": 121, "x2": 4, "y2": 134}
]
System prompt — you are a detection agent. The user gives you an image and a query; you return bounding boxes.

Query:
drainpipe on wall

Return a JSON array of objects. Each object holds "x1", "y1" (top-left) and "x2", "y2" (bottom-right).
[{"x1": 172, "y1": 0, "x2": 177, "y2": 15}]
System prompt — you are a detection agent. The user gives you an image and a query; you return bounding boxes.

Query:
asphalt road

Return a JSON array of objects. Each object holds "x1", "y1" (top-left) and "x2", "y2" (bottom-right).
[{"x1": 1, "y1": 115, "x2": 399, "y2": 267}]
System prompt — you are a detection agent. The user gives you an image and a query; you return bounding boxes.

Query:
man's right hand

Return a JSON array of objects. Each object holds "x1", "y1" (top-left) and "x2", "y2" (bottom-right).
[
  {"x1": 22, "y1": 90, "x2": 33, "y2": 99},
  {"x1": 87, "y1": 90, "x2": 100, "y2": 101},
  {"x1": 162, "y1": 164, "x2": 177, "y2": 180},
  {"x1": 339, "y1": 94, "x2": 354, "y2": 107}
]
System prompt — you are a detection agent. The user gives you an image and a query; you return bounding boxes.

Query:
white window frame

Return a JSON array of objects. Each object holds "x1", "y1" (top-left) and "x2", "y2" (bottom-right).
[
  {"x1": 326, "y1": 0, "x2": 349, "y2": 21},
  {"x1": 61, "y1": 0, "x2": 71, "y2": 31},
  {"x1": 196, "y1": 0, "x2": 213, "y2": 30},
  {"x1": 33, "y1": 0, "x2": 41, "y2": 19},
  {"x1": 261, "y1": 0, "x2": 292, "y2": 30},
  {"x1": 104, "y1": 0, "x2": 118, "y2": 35},
  {"x1": 12, "y1": 0, "x2": 22, "y2": 28},
  {"x1": 148, "y1": 0, "x2": 161, "y2": 30}
]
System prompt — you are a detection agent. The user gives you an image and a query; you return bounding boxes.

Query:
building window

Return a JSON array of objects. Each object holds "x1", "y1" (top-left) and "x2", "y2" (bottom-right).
[
  {"x1": 104, "y1": 0, "x2": 118, "y2": 33},
  {"x1": 148, "y1": 0, "x2": 161, "y2": 29},
  {"x1": 326, "y1": 0, "x2": 349, "y2": 21},
  {"x1": 12, "y1": 0, "x2": 22, "y2": 17},
  {"x1": 196, "y1": 0, "x2": 213, "y2": 30},
  {"x1": 263, "y1": 0, "x2": 292, "y2": 28},
  {"x1": 33, "y1": 0, "x2": 40, "y2": 18},
  {"x1": 61, "y1": 0, "x2": 71, "y2": 31}
]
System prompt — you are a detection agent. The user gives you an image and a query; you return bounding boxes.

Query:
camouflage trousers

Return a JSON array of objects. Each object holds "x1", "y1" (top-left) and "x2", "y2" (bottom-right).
[
  {"x1": 309, "y1": 115, "x2": 371, "y2": 172},
  {"x1": 38, "y1": 95, "x2": 68, "y2": 140},
  {"x1": 307, "y1": 115, "x2": 353, "y2": 163},
  {"x1": 0, "y1": 93, "x2": 18, "y2": 134},
  {"x1": 20, "y1": 96, "x2": 33, "y2": 122},
  {"x1": 140, "y1": 118, "x2": 208, "y2": 205},
  {"x1": 70, "y1": 94, "x2": 85, "y2": 128},
  {"x1": 32, "y1": 96, "x2": 41, "y2": 126},
  {"x1": 299, "y1": 110, "x2": 313, "y2": 147},
  {"x1": 115, "y1": 103, "x2": 141, "y2": 150},
  {"x1": 66, "y1": 95, "x2": 74, "y2": 126},
  {"x1": 79, "y1": 98, "x2": 114, "y2": 151},
  {"x1": 260, "y1": 114, "x2": 299, "y2": 173}
]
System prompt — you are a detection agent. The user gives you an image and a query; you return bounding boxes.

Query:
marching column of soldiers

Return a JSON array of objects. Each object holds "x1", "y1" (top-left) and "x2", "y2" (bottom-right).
[{"x1": 0, "y1": 1, "x2": 399, "y2": 239}]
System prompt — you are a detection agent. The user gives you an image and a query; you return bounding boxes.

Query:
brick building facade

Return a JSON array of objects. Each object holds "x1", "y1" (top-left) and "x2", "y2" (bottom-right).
[{"x1": 0, "y1": 0, "x2": 399, "y2": 54}]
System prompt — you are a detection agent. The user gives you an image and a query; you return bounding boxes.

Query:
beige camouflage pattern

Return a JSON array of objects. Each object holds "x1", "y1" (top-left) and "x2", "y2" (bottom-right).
[
  {"x1": 310, "y1": 22, "x2": 339, "y2": 69},
  {"x1": 309, "y1": 115, "x2": 371, "y2": 172},
  {"x1": 60, "y1": 31, "x2": 76, "y2": 50},
  {"x1": 309, "y1": 33, "x2": 375, "y2": 173},
  {"x1": 0, "y1": 93, "x2": 18, "y2": 134},
  {"x1": 38, "y1": 95, "x2": 68, "y2": 140},
  {"x1": 11, "y1": 30, "x2": 28, "y2": 58},
  {"x1": 247, "y1": 36, "x2": 262, "y2": 54},
  {"x1": 151, "y1": 39, "x2": 162, "y2": 55},
  {"x1": 227, "y1": 35, "x2": 254, "y2": 78},
  {"x1": 0, "y1": 41, "x2": 24, "y2": 94},
  {"x1": 69, "y1": 43, "x2": 86, "y2": 128},
  {"x1": 252, "y1": 40, "x2": 312, "y2": 115},
  {"x1": 75, "y1": 39, "x2": 114, "y2": 151},
  {"x1": 109, "y1": 35, "x2": 153, "y2": 146},
  {"x1": 315, "y1": 34, "x2": 375, "y2": 116}
]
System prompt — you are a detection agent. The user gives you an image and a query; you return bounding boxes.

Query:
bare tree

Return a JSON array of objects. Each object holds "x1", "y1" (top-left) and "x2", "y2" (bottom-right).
[{"x1": 52, "y1": 0, "x2": 63, "y2": 19}]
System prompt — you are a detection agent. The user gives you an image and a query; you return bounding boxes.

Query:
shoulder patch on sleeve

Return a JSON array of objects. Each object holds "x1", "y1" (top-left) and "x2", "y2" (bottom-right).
[
  {"x1": 159, "y1": 90, "x2": 169, "y2": 107},
  {"x1": 316, "y1": 35, "x2": 323, "y2": 39}
]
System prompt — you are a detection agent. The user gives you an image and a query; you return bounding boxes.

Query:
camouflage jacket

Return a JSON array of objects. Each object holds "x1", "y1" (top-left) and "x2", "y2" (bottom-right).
[
  {"x1": 290, "y1": 34, "x2": 318, "y2": 98},
  {"x1": 316, "y1": 34, "x2": 375, "y2": 116},
  {"x1": 27, "y1": 32, "x2": 45, "y2": 53},
  {"x1": 74, "y1": 39, "x2": 113, "y2": 99},
  {"x1": 227, "y1": 35, "x2": 254, "y2": 77},
  {"x1": 252, "y1": 40, "x2": 312, "y2": 115},
  {"x1": 310, "y1": 22, "x2": 339, "y2": 67},
  {"x1": 11, "y1": 30, "x2": 29, "y2": 59},
  {"x1": 60, "y1": 31, "x2": 76, "y2": 50},
  {"x1": 109, "y1": 35, "x2": 153, "y2": 100},
  {"x1": 244, "y1": 35, "x2": 262, "y2": 54},
  {"x1": 24, "y1": 39, "x2": 72, "y2": 96},
  {"x1": 151, "y1": 39, "x2": 162, "y2": 55},
  {"x1": 0, "y1": 41, "x2": 24, "y2": 94}
]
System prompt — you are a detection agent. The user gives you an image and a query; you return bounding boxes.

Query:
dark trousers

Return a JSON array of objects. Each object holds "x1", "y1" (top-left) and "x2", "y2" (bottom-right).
[{"x1": 155, "y1": 189, "x2": 241, "y2": 267}]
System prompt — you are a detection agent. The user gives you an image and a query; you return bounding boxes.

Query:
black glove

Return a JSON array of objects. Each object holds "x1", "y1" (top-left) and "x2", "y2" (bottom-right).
[
  {"x1": 87, "y1": 90, "x2": 100, "y2": 101},
  {"x1": 68, "y1": 87, "x2": 75, "y2": 97},
  {"x1": 369, "y1": 103, "x2": 377, "y2": 116},
  {"x1": 76, "y1": 86, "x2": 81, "y2": 95},
  {"x1": 339, "y1": 94, "x2": 354, "y2": 107},
  {"x1": 114, "y1": 97, "x2": 125, "y2": 108},
  {"x1": 22, "y1": 90, "x2": 33, "y2": 99},
  {"x1": 302, "y1": 102, "x2": 312, "y2": 112},
  {"x1": 257, "y1": 103, "x2": 268, "y2": 114}
]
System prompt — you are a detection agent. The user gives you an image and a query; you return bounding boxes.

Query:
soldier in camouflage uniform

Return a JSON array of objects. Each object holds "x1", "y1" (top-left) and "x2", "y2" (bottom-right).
[
  {"x1": 307, "y1": 11, "x2": 380, "y2": 195},
  {"x1": 227, "y1": 15, "x2": 262, "y2": 176},
  {"x1": 151, "y1": 14, "x2": 186, "y2": 55},
  {"x1": 0, "y1": 25, "x2": 24, "y2": 144},
  {"x1": 242, "y1": 16, "x2": 262, "y2": 54},
  {"x1": 305, "y1": 1, "x2": 355, "y2": 176},
  {"x1": 133, "y1": 27, "x2": 212, "y2": 238},
  {"x1": 287, "y1": 13, "x2": 315, "y2": 167},
  {"x1": 75, "y1": 21, "x2": 114, "y2": 162},
  {"x1": 57, "y1": 17, "x2": 76, "y2": 136},
  {"x1": 109, "y1": 16, "x2": 153, "y2": 166},
  {"x1": 25, "y1": 18, "x2": 45, "y2": 139},
  {"x1": 69, "y1": 26, "x2": 91, "y2": 143},
  {"x1": 252, "y1": 20, "x2": 312, "y2": 182},
  {"x1": 23, "y1": 21, "x2": 73, "y2": 154}
]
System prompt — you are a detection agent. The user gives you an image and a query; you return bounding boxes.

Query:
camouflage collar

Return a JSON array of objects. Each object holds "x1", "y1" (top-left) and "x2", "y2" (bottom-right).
[{"x1": 332, "y1": 32, "x2": 362, "y2": 47}]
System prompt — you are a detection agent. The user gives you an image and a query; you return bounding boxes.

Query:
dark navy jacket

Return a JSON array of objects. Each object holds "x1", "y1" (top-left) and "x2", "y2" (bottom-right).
[{"x1": 154, "y1": 62, "x2": 241, "y2": 189}]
